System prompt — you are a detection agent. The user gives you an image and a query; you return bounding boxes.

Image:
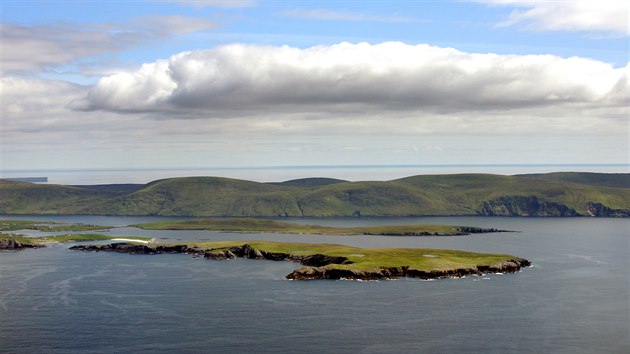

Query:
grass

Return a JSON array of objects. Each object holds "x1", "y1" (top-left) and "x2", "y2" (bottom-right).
[
  {"x1": 2, "y1": 172, "x2": 629, "y2": 216},
  {"x1": 190, "y1": 240, "x2": 516, "y2": 272},
  {"x1": 132, "y1": 218, "x2": 488, "y2": 236},
  {"x1": 0, "y1": 219, "x2": 111, "y2": 232},
  {"x1": 0, "y1": 232, "x2": 151, "y2": 245}
]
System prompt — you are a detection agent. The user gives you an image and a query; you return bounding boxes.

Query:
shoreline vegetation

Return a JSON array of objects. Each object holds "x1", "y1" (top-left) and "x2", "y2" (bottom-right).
[
  {"x1": 69, "y1": 241, "x2": 531, "y2": 281},
  {"x1": 0, "y1": 231, "x2": 151, "y2": 250},
  {"x1": 1, "y1": 172, "x2": 628, "y2": 217},
  {"x1": 0, "y1": 220, "x2": 142, "y2": 249},
  {"x1": 0, "y1": 220, "x2": 134, "y2": 249},
  {"x1": 132, "y1": 218, "x2": 509, "y2": 236},
  {"x1": 0, "y1": 234, "x2": 152, "y2": 250},
  {"x1": 0, "y1": 220, "x2": 112, "y2": 232}
]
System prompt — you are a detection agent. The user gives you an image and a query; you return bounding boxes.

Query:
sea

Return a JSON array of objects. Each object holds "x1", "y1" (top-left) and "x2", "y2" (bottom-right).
[{"x1": 1, "y1": 215, "x2": 628, "y2": 353}]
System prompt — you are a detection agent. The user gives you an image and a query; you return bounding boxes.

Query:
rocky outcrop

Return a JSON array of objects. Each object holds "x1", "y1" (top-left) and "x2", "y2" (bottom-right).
[
  {"x1": 0, "y1": 238, "x2": 44, "y2": 250},
  {"x1": 363, "y1": 231, "x2": 457, "y2": 236},
  {"x1": 584, "y1": 202, "x2": 630, "y2": 217},
  {"x1": 204, "y1": 249, "x2": 237, "y2": 260},
  {"x1": 455, "y1": 226, "x2": 504, "y2": 234},
  {"x1": 363, "y1": 227, "x2": 506, "y2": 237},
  {"x1": 479, "y1": 196, "x2": 578, "y2": 216},
  {"x1": 294, "y1": 254, "x2": 349, "y2": 267},
  {"x1": 71, "y1": 242, "x2": 351, "y2": 268},
  {"x1": 286, "y1": 258, "x2": 532, "y2": 280},
  {"x1": 69, "y1": 243, "x2": 205, "y2": 255}
]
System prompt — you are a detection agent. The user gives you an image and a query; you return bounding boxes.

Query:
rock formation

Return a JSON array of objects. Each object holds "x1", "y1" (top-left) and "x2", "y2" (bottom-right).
[
  {"x1": 479, "y1": 196, "x2": 578, "y2": 216},
  {"x1": 286, "y1": 258, "x2": 531, "y2": 280},
  {"x1": 0, "y1": 238, "x2": 44, "y2": 250}
]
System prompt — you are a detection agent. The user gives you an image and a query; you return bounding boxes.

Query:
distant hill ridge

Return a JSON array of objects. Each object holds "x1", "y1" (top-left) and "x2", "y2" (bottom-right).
[
  {"x1": 516, "y1": 172, "x2": 630, "y2": 189},
  {"x1": 1, "y1": 172, "x2": 628, "y2": 217}
]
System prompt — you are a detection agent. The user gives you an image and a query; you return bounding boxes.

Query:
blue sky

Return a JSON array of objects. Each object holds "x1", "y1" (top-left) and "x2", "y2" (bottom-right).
[{"x1": 1, "y1": 0, "x2": 628, "y2": 181}]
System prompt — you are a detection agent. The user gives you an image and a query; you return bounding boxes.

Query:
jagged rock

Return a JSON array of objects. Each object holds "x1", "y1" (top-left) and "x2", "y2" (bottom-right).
[
  {"x1": 286, "y1": 266, "x2": 326, "y2": 280},
  {"x1": 479, "y1": 257, "x2": 532, "y2": 273},
  {"x1": 69, "y1": 243, "x2": 193, "y2": 254},
  {"x1": 585, "y1": 202, "x2": 630, "y2": 217},
  {"x1": 295, "y1": 254, "x2": 349, "y2": 267},
  {"x1": 205, "y1": 250, "x2": 228, "y2": 260},
  {"x1": 183, "y1": 246, "x2": 206, "y2": 255},
  {"x1": 241, "y1": 244, "x2": 265, "y2": 259},
  {"x1": 224, "y1": 250, "x2": 237, "y2": 259},
  {"x1": 455, "y1": 227, "x2": 502, "y2": 234},
  {"x1": 0, "y1": 238, "x2": 43, "y2": 250},
  {"x1": 260, "y1": 251, "x2": 289, "y2": 261},
  {"x1": 204, "y1": 250, "x2": 237, "y2": 260}
]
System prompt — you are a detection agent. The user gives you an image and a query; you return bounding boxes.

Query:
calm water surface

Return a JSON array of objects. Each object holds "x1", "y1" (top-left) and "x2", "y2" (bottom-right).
[{"x1": 1, "y1": 216, "x2": 628, "y2": 353}]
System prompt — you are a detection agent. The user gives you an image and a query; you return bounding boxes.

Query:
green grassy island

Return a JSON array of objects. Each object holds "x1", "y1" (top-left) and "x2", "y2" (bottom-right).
[
  {"x1": 0, "y1": 232, "x2": 151, "y2": 250},
  {"x1": 0, "y1": 219, "x2": 111, "y2": 232},
  {"x1": 69, "y1": 240, "x2": 531, "y2": 281},
  {"x1": 133, "y1": 218, "x2": 506, "y2": 236}
]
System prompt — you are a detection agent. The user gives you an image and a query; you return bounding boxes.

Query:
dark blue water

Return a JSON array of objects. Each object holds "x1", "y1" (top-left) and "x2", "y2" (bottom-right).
[{"x1": 1, "y1": 216, "x2": 628, "y2": 353}]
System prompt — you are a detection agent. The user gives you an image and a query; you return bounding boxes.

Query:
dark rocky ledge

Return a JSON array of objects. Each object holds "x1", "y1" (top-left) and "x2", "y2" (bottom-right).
[
  {"x1": 362, "y1": 227, "x2": 508, "y2": 236},
  {"x1": 286, "y1": 258, "x2": 531, "y2": 280},
  {"x1": 70, "y1": 242, "x2": 531, "y2": 281},
  {"x1": 0, "y1": 239, "x2": 44, "y2": 250}
]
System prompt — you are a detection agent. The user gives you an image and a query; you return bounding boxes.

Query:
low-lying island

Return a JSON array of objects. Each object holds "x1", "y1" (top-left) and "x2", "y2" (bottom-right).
[{"x1": 70, "y1": 240, "x2": 531, "y2": 281}]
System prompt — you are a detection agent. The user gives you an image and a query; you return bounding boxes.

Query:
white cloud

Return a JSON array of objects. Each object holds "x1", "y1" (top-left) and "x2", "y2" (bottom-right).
[
  {"x1": 75, "y1": 42, "x2": 629, "y2": 126},
  {"x1": 0, "y1": 16, "x2": 216, "y2": 74},
  {"x1": 479, "y1": 0, "x2": 629, "y2": 35},
  {"x1": 2, "y1": 73, "x2": 627, "y2": 171},
  {"x1": 282, "y1": 9, "x2": 419, "y2": 23}
]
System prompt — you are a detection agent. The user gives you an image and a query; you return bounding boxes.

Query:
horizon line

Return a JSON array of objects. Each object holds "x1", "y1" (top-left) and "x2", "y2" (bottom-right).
[{"x1": 2, "y1": 163, "x2": 629, "y2": 173}]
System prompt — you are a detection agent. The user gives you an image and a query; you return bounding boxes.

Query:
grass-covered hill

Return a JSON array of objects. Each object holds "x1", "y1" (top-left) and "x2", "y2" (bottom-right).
[
  {"x1": 1, "y1": 173, "x2": 629, "y2": 217},
  {"x1": 516, "y1": 172, "x2": 630, "y2": 189}
]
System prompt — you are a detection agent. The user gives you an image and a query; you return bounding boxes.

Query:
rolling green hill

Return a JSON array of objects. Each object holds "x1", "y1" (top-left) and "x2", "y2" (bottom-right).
[
  {"x1": 516, "y1": 172, "x2": 630, "y2": 189},
  {"x1": 1, "y1": 173, "x2": 629, "y2": 217}
]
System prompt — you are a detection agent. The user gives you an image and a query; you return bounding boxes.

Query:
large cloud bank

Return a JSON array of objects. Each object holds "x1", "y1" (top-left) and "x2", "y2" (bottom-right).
[{"x1": 77, "y1": 42, "x2": 628, "y2": 120}]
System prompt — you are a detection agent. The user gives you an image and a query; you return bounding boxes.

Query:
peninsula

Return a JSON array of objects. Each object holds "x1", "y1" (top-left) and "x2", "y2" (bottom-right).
[
  {"x1": 133, "y1": 218, "x2": 506, "y2": 236},
  {"x1": 70, "y1": 240, "x2": 532, "y2": 281}
]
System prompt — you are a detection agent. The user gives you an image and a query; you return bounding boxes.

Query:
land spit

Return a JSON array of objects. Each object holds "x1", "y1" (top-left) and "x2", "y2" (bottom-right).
[{"x1": 70, "y1": 242, "x2": 531, "y2": 281}]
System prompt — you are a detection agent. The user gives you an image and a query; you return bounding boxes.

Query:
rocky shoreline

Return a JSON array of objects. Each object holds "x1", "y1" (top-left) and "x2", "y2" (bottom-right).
[
  {"x1": 363, "y1": 227, "x2": 508, "y2": 236},
  {"x1": 70, "y1": 242, "x2": 531, "y2": 281},
  {"x1": 0, "y1": 239, "x2": 44, "y2": 250}
]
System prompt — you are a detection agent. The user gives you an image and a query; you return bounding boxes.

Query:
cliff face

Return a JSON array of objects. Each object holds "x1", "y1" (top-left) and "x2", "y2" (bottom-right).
[
  {"x1": 584, "y1": 202, "x2": 630, "y2": 217},
  {"x1": 478, "y1": 196, "x2": 579, "y2": 216}
]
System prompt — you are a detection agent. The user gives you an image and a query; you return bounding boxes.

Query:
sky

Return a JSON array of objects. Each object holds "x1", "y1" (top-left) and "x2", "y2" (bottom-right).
[{"x1": 1, "y1": 0, "x2": 629, "y2": 181}]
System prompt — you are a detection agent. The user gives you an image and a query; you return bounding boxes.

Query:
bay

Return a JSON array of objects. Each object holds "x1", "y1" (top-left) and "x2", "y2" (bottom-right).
[{"x1": 1, "y1": 215, "x2": 628, "y2": 353}]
